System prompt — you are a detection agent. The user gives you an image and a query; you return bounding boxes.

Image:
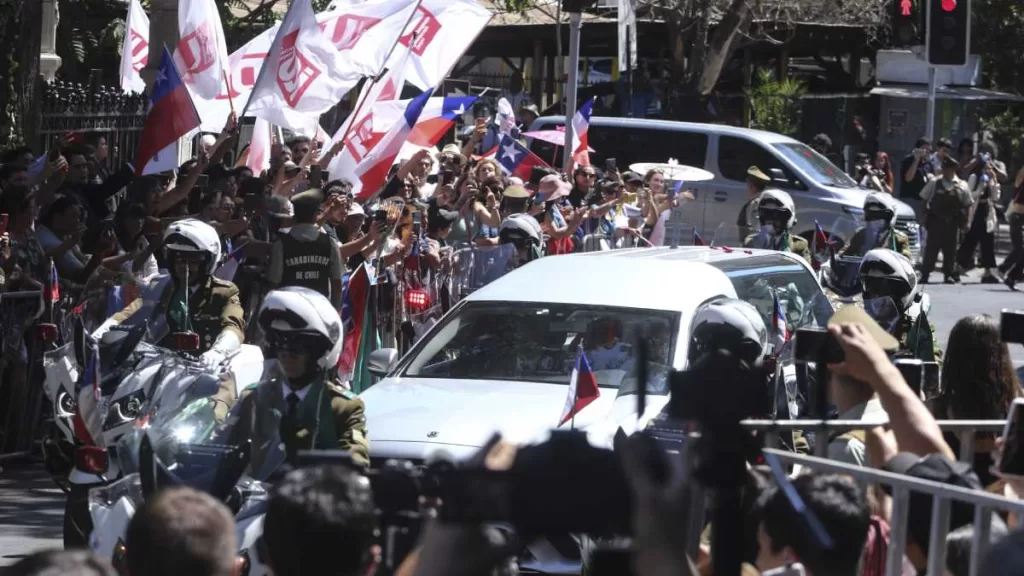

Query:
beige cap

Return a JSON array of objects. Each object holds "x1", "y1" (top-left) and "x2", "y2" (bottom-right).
[
  {"x1": 503, "y1": 185, "x2": 531, "y2": 199},
  {"x1": 827, "y1": 305, "x2": 900, "y2": 352},
  {"x1": 747, "y1": 166, "x2": 771, "y2": 184}
]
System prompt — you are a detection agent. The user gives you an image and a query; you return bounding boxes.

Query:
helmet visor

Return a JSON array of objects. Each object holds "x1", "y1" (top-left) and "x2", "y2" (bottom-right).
[{"x1": 860, "y1": 276, "x2": 909, "y2": 305}]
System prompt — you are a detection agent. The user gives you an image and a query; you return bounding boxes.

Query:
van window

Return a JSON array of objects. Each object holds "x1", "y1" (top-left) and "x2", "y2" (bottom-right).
[
  {"x1": 773, "y1": 143, "x2": 858, "y2": 188},
  {"x1": 717, "y1": 136, "x2": 805, "y2": 191},
  {"x1": 528, "y1": 122, "x2": 708, "y2": 171}
]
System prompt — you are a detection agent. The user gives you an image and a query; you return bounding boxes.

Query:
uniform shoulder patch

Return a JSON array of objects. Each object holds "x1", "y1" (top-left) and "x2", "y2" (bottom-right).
[{"x1": 326, "y1": 380, "x2": 357, "y2": 399}]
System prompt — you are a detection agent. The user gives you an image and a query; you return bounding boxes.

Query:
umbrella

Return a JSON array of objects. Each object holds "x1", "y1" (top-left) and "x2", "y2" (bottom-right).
[
  {"x1": 524, "y1": 129, "x2": 595, "y2": 152},
  {"x1": 630, "y1": 159, "x2": 715, "y2": 182}
]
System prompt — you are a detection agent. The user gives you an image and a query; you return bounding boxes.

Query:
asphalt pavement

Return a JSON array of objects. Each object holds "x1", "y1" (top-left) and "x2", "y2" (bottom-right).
[{"x1": 0, "y1": 265, "x2": 1020, "y2": 565}]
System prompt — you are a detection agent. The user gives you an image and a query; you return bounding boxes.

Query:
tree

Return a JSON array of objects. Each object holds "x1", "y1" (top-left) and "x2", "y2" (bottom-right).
[
  {"x1": 745, "y1": 69, "x2": 804, "y2": 136},
  {"x1": 0, "y1": 0, "x2": 42, "y2": 149},
  {"x1": 972, "y1": 0, "x2": 1024, "y2": 96}
]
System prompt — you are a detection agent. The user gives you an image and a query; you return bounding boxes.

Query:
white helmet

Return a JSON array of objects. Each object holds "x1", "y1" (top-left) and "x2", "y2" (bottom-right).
[
  {"x1": 688, "y1": 297, "x2": 769, "y2": 366},
  {"x1": 499, "y1": 213, "x2": 542, "y2": 246},
  {"x1": 163, "y1": 218, "x2": 222, "y2": 276},
  {"x1": 757, "y1": 189, "x2": 797, "y2": 231},
  {"x1": 258, "y1": 287, "x2": 343, "y2": 369},
  {"x1": 859, "y1": 249, "x2": 918, "y2": 310},
  {"x1": 864, "y1": 192, "x2": 898, "y2": 228}
]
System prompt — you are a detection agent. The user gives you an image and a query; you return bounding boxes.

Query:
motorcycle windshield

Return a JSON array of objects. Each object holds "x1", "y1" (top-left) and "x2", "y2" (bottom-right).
[
  {"x1": 863, "y1": 297, "x2": 900, "y2": 334},
  {"x1": 451, "y1": 244, "x2": 517, "y2": 299}
]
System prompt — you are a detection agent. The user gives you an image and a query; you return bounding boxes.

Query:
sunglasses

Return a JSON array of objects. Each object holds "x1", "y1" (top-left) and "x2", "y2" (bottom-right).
[{"x1": 582, "y1": 172, "x2": 596, "y2": 179}]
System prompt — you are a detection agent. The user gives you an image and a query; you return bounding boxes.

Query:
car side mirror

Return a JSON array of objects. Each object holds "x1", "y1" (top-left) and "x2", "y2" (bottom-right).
[{"x1": 367, "y1": 348, "x2": 399, "y2": 377}]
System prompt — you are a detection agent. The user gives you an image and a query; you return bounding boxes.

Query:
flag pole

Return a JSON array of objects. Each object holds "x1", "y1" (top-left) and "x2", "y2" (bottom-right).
[
  {"x1": 330, "y1": 0, "x2": 424, "y2": 155},
  {"x1": 222, "y1": 69, "x2": 236, "y2": 117},
  {"x1": 570, "y1": 345, "x2": 581, "y2": 431}
]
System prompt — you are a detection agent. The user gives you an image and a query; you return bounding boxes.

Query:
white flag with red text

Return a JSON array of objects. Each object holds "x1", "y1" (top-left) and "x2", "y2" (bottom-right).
[
  {"x1": 319, "y1": 0, "x2": 419, "y2": 76},
  {"x1": 193, "y1": 22, "x2": 278, "y2": 133},
  {"x1": 247, "y1": 117, "x2": 272, "y2": 175},
  {"x1": 245, "y1": 0, "x2": 359, "y2": 135},
  {"x1": 324, "y1": 45, "x2": 412, "y2": 178},
  {"x1": 119, "y1": 0, "x2": 150, "y2": 93},
  {"x1": 175, "y1": 0, "x2": 231, "y2": 100},
  {"x1": 372, "y1": 0, "x2": 492, "y2": 90}
]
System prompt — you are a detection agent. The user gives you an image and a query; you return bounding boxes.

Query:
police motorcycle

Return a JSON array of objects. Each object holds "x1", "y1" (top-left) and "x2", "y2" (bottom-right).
[
  {"x1": 88, "y1": 386, "x2": 283, "y2": 576},
  {"x1": 48, "y1": 285, "x2": 265, "y2": 545}
]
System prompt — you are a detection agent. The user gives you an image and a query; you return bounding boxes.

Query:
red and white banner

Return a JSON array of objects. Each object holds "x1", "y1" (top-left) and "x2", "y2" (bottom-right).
[
  {"x1": 175, "y1": 0, "x2": 230, "y2": 100},
  {"x1": 193, "y1": 23, "x2": 278, "y2": 133},
  {"x1": 373, "y1": 0, "x2": 491, "y2": 90},
  {"x1": 324, "y1": 45, "x2": 412, "y2": 178},
  {"x1": 119, "y1": 0, "x2": 149, "y2": 94},
  {"x1": 319, "y1": 0, "x2": 419, "y2": 76},
  {"x1": 245, "y1": 0, "x2": 359, "y2": 135}
]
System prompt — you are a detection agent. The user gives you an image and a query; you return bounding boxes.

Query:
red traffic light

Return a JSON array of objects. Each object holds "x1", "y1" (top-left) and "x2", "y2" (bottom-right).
[{"x1": 941, "y1": 0, "x2": 956, "y2": 11}]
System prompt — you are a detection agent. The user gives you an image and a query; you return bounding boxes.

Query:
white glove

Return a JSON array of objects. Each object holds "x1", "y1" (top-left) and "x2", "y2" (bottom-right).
[{"x1": 199, "y1": 349, "x2": 226, "y2": 371}]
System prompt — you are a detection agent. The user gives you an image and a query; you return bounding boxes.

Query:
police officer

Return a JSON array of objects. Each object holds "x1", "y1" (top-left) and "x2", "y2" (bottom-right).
[
  {"x1": 743, "y1": 189, "x2": 811, "y2": 265},
  {"x1": 94, "y1": 219, "x2": 245, "y2": 370},
  {"x1": 241, "y1": 287, "x2": 369, "y2": 470},
  {"x1": 919, "y1": 155, "x2": 973, "y2": 284},
  {"x1": 859, "y1": 248, "x2": 941, "y2": 363},
  {"x1": 840, "y1": 192, "x2": 912, "y2": 259},
  {"x1": 267, "y1": 189, "x2": 344, "y2": 308},
  {"x1": 737, "y1": 166, "x2": 771, "y2": 239},
  {"x1": 499, "y1": 213, "x2": 544, "y2": 269}
]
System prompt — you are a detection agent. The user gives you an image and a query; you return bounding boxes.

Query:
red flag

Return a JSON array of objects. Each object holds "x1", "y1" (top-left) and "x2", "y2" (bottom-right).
[
  {"x1": 337, "y1": 264, "x2": 371, "y2": 377},
  {"x1": 559, "y1": 345, "x2": 601, "y2": 426}
]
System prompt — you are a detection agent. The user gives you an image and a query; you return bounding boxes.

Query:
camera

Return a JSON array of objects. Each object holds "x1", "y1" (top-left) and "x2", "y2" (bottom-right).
[{"x1": 1001, "y1": 310, "x2": 1024, "y2": 345}]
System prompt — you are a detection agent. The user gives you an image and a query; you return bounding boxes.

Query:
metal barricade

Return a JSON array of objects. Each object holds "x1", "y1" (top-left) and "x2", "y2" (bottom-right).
[
  {"x1": 680, "y1": 419, "x2": 1014, "y2": 576},
  {"x1": 0, "y1": 291, "x2": 46, "y2": 460},
  {"x1": 450, "y1": 244, "x2": 517, "y2": 303}
]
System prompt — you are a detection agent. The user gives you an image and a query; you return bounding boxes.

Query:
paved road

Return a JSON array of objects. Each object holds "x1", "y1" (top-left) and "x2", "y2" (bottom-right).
[{"x1": 0, "y1": 269, "x2": 1020, "y2": 565}]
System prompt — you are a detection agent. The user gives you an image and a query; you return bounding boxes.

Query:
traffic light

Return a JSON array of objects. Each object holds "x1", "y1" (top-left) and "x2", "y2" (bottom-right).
[
  {"x1": 892, "y1": 0, "x2": 922, "y2": 46},
  {"x1": 926, "y1": 0, "x2": 971, "y2": 67}
]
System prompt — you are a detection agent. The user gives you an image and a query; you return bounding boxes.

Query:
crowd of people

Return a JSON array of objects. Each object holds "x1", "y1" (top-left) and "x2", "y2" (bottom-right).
[{"x1": 4, "y1": 104, "x2": 1024, "y2": 576}]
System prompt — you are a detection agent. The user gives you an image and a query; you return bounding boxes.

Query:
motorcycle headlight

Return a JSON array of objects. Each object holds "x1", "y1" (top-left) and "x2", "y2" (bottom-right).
[{"x1": 103, "y1": 390, "x2": 146, "y2": 432}]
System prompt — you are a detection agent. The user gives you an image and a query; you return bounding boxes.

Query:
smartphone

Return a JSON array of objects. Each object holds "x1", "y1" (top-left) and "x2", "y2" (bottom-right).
[
  {"x1": 605, "y1": 158, "x2": 617, "y2": 174},
  {"x1": 0, "y1": 213, "x2": 9, "y2": 237},
  {"x1": 895, "y1": 359, "x2": 925, "y2": 397},
  {"x1": 412, "y1": 211, "x2": 422, "y2": 238},
  {"x1": 373, "y1": 209, "x2": 388, "y2": 224},
  {"x1": 794, "y1": 327, "x2": 844, "y2": 365},
  {"x1": 475, "y1": 117, "x2": 486, "y2": 129},
  {"x1": 196, "y1": 174, "x2": 209, "y2": 189},
  {"x1": 1001, "y1": 310, "x2": 1024, "y2": 345},
  {"x1": 999, "y1": 398, "x2": 1024, "y2": 478},
  {"x1": 440, "y1": 169, "x2": 454, "y2": 187}
]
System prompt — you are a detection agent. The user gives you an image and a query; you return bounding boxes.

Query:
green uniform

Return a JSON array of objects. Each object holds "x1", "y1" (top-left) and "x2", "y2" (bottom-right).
[
  {"x1": 894, "y1": 308, "x2": 943, "y2": 367},
  {"x1": 239, "y1": 375, "x2": 370, "y2": 472},
  {"x1": 743, "y1": 231, "x2": 812, "y2": 266},
  {"x1": 920, "y1": 176, "x2": 972, "y2": 279},
  {"x1": 736, "y1": 195, "x2": 760, "y2": 240},
  {"x1": 109, "y1": 274, "x2": 246, "y2": 353},
  {"x1": 841, "y1": 227, "x2": 912, "y2": 260}
]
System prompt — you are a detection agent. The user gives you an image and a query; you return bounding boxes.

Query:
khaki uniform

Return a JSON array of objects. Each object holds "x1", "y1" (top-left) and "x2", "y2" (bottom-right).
[
  {"x1": 841, "y1": 227, "x2": 912, "y2": 259},
  {"x1": 743, "y1": 232, "x2": 812, "y2": 266},
  {"x1": 920, "y1": 176, "x2": 972, "y2": 279},
  {"x1": 109, "y1": 275, "x2": 246, "y2": 353},
  {"x1": 894, "y1": 309, "x2": 943, "y2": 367},
  {"x1": 238, "y1": 376, "x2": 370, "y2": 471},
  {"x1": 736, "y1": 195, "x2": 761, "y2": 240}
]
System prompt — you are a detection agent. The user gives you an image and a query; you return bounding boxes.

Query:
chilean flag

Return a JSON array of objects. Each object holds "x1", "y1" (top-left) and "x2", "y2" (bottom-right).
[
  {"x1": 337, "y1": 263, "x2": 371, "y2": 379},
  {"x1": 352, "y1": 88, "x2": 434, "y2": 202},
  {"x1": 570, "y1": 97, "x2": 595, "y2": 167},
  {"x1": 811, "y1": 219, "x2": 830, "y2": 270},
  {"x1": 135, "y1": 47, "x2": 201, "y2": 176},
  {"x1": 214, "y1": 243, "x2": 246, "y2": 282},
  {"x1": 773, "y1": 293, "x2": 790, "y2": 352},
  {"x1": 45, "y1": 258, "x2": 60, "y2": 303},
  {"x1": 488, "y1": 134, "x2": 551, "y2": 181},
  {"x1": 407, "y1": 95, "x2": 478, "y2": 147},
  {"x1": 559, "y1": 345, "x2": 601, "y2": 427},
  {"x1": 693, "y1": 231, "x2": 705, "y2": 246}
]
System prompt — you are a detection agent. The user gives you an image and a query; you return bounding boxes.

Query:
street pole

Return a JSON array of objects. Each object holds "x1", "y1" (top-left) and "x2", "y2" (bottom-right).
[
  {"x1": 926, "y1": 66, "x2": 937, "y2": 143},
  {"x1": 562, "y1": 11, "x2": 582, "y2": 169},
  {"x1": 626, "y1": 25, "x2": 633, "y2": 118}
]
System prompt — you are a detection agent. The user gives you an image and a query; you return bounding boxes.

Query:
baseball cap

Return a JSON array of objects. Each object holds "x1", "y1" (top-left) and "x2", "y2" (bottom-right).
[
  {"x1": 882, "y1": 453, "x2": 982, "y2": 553},
  {"x1": 826, "y1": 305, "x2": 899, "y2": 352},
  {"x1": 347, "y1": 203, "x2": 365, "y2": 217},
  {"x1": 622, "y1": 171, "x2": 643, "y2": 185}
]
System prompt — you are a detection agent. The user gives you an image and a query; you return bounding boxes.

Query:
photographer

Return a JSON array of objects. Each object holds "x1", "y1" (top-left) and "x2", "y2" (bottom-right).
[{"x1": 957, "y1": 150, "x2": 1002, "y2": 284}]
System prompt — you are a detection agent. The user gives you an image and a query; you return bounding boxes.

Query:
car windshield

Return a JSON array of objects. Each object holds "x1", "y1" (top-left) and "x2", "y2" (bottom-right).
[
  {"x1": 403, "y1": 302, "x2": 678, "y2": 393},
  {"x1": 773, "y1": 143, "x2": 857, "y2": 188}
]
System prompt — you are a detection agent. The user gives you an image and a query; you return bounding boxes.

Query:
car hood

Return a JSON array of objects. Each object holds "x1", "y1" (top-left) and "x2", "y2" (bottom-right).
[{"x1": 361, "y1": 377, "x2": 669, "y2": 458}]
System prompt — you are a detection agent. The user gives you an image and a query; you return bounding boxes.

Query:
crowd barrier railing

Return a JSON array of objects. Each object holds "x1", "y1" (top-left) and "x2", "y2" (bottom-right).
[{"x1": 678, "y1": 419, "x2": 1013, "y2": 576}]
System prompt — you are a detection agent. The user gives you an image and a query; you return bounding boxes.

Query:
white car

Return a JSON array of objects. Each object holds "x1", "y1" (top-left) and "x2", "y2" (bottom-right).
[{"x1": 360, "y1": 246, "x2": 834, "y2": 573}]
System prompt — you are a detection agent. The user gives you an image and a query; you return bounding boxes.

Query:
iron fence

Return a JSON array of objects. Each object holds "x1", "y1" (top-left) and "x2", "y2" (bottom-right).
[{"x1": 37, "y1": 80, "x2": 147, "y2": 169}]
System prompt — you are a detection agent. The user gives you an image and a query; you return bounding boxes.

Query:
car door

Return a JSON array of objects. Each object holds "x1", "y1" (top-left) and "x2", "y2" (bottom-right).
[{"x1": 706, "y1": 135, "x2": 798, "y2": 246}]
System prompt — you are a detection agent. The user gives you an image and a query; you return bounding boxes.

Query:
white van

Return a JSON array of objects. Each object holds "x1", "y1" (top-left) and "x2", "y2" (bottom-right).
[{"x1": 527, "y1": 116, "x2": 921, "y2": 257}]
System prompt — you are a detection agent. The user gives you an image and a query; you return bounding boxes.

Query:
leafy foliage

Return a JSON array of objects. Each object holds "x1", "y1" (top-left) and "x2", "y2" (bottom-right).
[
  {"x1": 745, "y1": 69, "x2": 805, "y2": 136},
  {"x1": 972, "y1": 0, "x2": 1024, "y2": 96}
]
